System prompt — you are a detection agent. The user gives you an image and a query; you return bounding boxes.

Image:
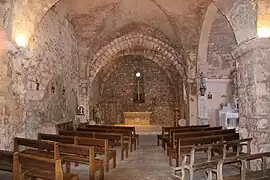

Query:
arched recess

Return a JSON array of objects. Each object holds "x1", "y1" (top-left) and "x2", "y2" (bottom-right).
[
  {"x1": 87, "y1": 32, "x2": 185, "y2": 87},
  {"x1": 94, "y1": 54, "x2": 180, "y2": 125},
  {"x1": 98, "y1": 49, "x2": 182, "y2": 101},
  {"x1": 212, "y1": 0, "x2": 257, "y2": 44}
]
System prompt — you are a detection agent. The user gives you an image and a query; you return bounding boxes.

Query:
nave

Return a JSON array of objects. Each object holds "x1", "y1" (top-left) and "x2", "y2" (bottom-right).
[
  {"x1": 72, "y1": 135, "x2": 172, "y2": 180},
  {"x1": 0, "y1": 134, "x2": 230, "y2": 180},
  {"x1": 0, "y1": 135, "x2": 174, "y2": 180}
]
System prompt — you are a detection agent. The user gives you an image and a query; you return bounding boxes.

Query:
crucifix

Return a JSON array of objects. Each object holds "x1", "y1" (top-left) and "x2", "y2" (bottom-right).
[
  {"x1": 136, "y1": 72, "x2": 141, "y2": 101},
  {"x1": 133, "y1": 71, "x2": 145, "y2": 103}
]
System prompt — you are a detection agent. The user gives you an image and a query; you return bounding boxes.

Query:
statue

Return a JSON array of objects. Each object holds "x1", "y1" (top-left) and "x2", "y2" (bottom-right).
[
  {"x1": 199, "y1": 72, "x2": 207, "y2": 96},
  {"x1": 94, "y1": 104, "x2": 101, "y2": 124}
]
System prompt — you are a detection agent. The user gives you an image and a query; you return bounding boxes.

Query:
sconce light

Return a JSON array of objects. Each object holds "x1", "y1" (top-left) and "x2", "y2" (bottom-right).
[
  {"x1": 15, "y1": 35, "x2": 28, "y2": 48},
  {"x1": 257, "y1": 27, "x2": 270, "y2": 38},
  {"x1": 257, "y1": 0, "x2": 270, "y2": 38}
]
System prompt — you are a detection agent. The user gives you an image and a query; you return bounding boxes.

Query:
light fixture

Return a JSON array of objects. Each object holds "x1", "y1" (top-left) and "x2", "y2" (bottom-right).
[
  {"x1": 257, "y1": 27, "x2": 270, "y2": 38},
  {"x1": 136, "y1": 72, "x2": 141, "y2": 77},
  {"x1": 257, "y1": 0, "x2": 270, "y2": 38},
  {"x1": 15, "y1": 35, "x2": 28, "y2": 47}
]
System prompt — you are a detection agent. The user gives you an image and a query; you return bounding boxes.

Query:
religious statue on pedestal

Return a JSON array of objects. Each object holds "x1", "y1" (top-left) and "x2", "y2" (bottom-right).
[
  {"x1": 174, "y1": 109, "x2": 181, "y2": 127},
  {"x1": 94, "y1": 104, "x2": 101, "y2": 124},
  {"x1": 199, "y1": 72, "x2": 207, "y2": 96}
]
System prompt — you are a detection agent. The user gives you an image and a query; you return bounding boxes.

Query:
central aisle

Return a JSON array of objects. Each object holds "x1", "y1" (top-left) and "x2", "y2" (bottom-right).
[
  {"x1": 104, "y1": 135, "x2": 171, "y2": 180},
  {"x1": 71, "y1": 135, "x2": 172, "y2": 180}
]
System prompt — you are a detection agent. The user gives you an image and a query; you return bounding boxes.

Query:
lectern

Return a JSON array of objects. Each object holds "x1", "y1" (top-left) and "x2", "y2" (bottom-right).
[{"x1": 123, "y1": 112, "x2": 151, "y2": 125}]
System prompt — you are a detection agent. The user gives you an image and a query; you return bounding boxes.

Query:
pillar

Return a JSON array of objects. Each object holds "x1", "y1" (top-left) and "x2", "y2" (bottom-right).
[{"x1": 233, "y1": 38, "x2": 270, "y2": 156}]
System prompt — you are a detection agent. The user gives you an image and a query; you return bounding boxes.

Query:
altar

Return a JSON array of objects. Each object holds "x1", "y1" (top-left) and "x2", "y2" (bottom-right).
[{"x1": 123, "y1": 112, "x2": 151, "y2": 125}]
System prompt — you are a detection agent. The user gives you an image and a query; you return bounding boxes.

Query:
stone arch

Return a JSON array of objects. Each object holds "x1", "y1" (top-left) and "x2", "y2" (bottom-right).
[
  {"x1": 11, "y1": 0, "x2": 61, "y2": 43},
  {"x1": 212, "y1": 0, "x2": 257, "y2": 44},
  {"x1": 98, "y1": 49, "x2": 182, "y2": 100},
  {"x1": 198, "y1": 2, "x2": 219, "y2": 70},
  {"x1": 88, "y1": 32, "x2": 185, "y2": 87}
]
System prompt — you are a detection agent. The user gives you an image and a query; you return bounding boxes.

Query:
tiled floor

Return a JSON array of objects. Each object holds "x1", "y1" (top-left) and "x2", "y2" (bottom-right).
[{"x1": 0, "y1": 135, "x2": 239, "y2": 180}]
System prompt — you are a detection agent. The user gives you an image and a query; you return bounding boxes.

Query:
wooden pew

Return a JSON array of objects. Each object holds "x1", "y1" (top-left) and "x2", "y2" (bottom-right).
[
  {"x1": 84, "y1": 124, "x2": 139, "y2": 146},
  {"x1": 157, "y1": 124, "x2": 210, "y2": 147},
  {"x1": 14, "y1": 137, "x2": 104, "y2": 180},
  {"x1": 77, "y1": 127, "x2": 135, "y2": 152},
  {"x1": 169, "y1": 133, "x2": 240, "y2": 167},
  {"x1": 13, "y1": 152, "x2": 79, "y2": 180},
  {"x1": 170, "y1": 129, "x2": 235, "y2": 150},
  {"x1": 0, "y1": 150, "x2": 13, "y2": 172},
  {"x1": 164, "y1": 126, "x2": 223, "y2": 151},
  {"x1": 172, "y1": 138, "x2": 252, "y2": 180},
  {"x1": 212, "y1": 152, "x2": 270, "y2": 180},
  {"x1": 56, "y1": 121, "x2": 74, "y2": 133},
  {"x1": 38, "y1": 133, "x2": 116, "y2": 172},
  {"x1": 59, "y1": 130, "x2": 128, "y2": 161}
]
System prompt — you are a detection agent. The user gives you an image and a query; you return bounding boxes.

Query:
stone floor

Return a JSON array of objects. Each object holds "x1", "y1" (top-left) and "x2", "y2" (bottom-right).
[{"x1": 0, "y1": 135, "x2": 239, "y2": 180}]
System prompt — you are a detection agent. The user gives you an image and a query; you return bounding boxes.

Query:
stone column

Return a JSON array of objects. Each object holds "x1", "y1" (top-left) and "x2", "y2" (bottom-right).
[{"x1": 233, "y1": 38, "x2": 270, "y2": 155}]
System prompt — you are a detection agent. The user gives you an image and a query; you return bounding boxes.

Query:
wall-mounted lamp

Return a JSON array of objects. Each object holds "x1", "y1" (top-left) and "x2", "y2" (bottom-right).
[
  {"x1": 257, "y1": 27, "x2": 270, "y2": 38},
  {"x1": 257, "y1": 1, "x2": 270, "y2": 38},
  {"x1": 15, "y1": 35, "x2": 28, "y2": 48}
]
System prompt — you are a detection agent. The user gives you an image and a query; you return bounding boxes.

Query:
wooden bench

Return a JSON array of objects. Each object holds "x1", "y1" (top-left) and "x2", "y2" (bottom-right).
[
  {"x1": 0, "y1": 150, "x2": 13, "y2": 172},
  {"x1": 14, "y1": 137, "x2": 104, "y2": 180},
  {"x1": 164, "y1": 126, "x2": 223, "y2": 151},
  {"x1": 13, "y1": 152, "x2": 79, "y2": 180},
  {"x1": 212, "y1": 152, "x2": 270, "y2": 180},
  {"x1": 38, "y1": 133, "x2": 116, "y2": 172},
  {"x1": 169, "y1": 129, "x2": 235, "y2": 151},
  {"x1": 157, "y1": 124, "x2": 210, "y2": 147},
  {"x1": 56, "y1": 121, "x2": 74, "y2": 133},
  {"x1": 77, "y1": 127, "x2": 136, "y2": 152},
  {"x1": 172, "y1": 138, "x2": 252, "y2": 180},
  {"x1": 169, "y1": 133, "x2": 240, "y2": 167},
  {"x1": 59, "y1": 130, "x2": 128, "y2": 161},
  {"x1": 84, "y1": 124, "x2": 139, "y2": 146}
]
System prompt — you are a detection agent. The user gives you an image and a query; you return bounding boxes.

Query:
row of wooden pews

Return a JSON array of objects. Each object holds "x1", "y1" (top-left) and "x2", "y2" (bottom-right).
[
  {"x1": 158, "y1": 125, "x2": 270, "y2": 180},
  {"x1": 0, "y1": 121, "x2": 139, "y2": 180}
]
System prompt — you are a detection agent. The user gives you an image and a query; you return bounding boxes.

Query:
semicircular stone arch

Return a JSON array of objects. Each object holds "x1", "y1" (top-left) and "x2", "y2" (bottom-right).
[
  {"x1": 98, "y1": 49, "x2": 182, "y2": 97},
  {"x1": 212, "y1": 0, "x2": 257, "y2": 44},
  {"x1": 88, "y1": 32, "x2": 185, "y2": 87}
]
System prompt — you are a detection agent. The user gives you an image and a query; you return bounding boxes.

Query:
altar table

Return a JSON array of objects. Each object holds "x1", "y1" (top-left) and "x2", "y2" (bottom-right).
[{"x1": 123, "y1": 112, "x2": 151, "y2": 125}]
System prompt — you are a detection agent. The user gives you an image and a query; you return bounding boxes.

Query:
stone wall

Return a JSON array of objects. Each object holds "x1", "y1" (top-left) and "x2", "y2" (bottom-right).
[
  {"x1": 98, "y1": 55, "x2": 177, "y2": 125},
  {"x1": 0, "y1": 2, "x2": 79, "y2": 150},
  {"x1": 206, "y1": 10, "x2": 237, "y2": 79},
  {"x1": 0, "y1": 0, "x2": 12, "y2": 31},
  {"x1": 234, "y1": 39, "x2": 270, "y2": 166},
  {"x1": 25, "y1": 3, "x2": 79, "y2": 138}
]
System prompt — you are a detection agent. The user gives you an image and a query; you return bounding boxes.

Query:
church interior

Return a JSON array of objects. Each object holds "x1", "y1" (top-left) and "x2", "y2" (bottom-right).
[{"x1": 0, "y1": 0, "x2": 270, "y2": 179}]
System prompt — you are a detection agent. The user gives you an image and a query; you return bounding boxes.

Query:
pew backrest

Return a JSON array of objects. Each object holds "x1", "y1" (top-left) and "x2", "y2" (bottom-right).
[
  {"x1": 169, "y1": 126, "x2": 224, "y2": 143},
  {"x1": 84, "y1": 124, "x2": 136, "y2": 136},
  {"x1": 77, "y1": 127, "x2": 133, "y2": 137},
  {"x1": 162, "y1": 124, "x2": 210, "y2": 136},
  {"x1": 13, "y1": 137, "x2": 58, "y2": 155},
  {"x1": 173, "y1": 129, "x2": 235, "y2": 145},
  {"x1": 38, "y1": 133, "x2": 75, "y2": 144},
  {"x1": 13, "y1": 152, "x2": 64, "y2": 180}
]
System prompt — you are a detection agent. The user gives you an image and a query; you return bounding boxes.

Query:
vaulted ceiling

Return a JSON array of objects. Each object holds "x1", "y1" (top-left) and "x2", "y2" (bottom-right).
[{"x1": 63, "y1": 0, "x2": 212, "y2": 53}]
